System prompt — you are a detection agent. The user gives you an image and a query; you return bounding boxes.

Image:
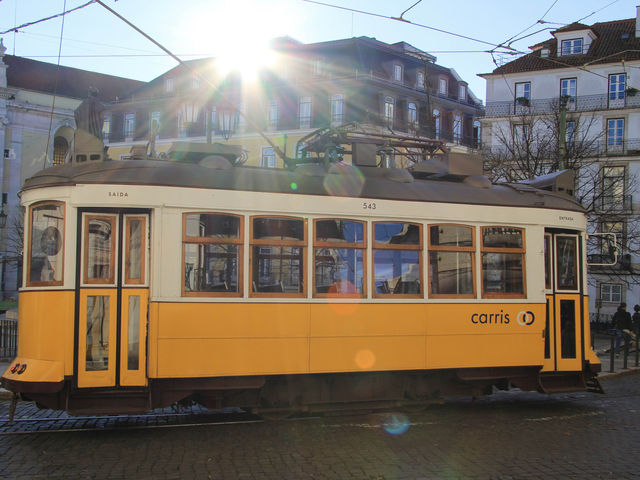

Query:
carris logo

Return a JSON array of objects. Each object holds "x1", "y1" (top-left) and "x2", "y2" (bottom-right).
[{"x1": 517, "y1": 311, "x2": 535, "y2": 326}]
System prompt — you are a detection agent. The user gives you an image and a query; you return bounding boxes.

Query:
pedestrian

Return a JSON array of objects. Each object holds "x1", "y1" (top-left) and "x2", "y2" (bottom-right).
[
  {"x1": 632, "y1": 305, "x2": 640, "y2": 337},
  {"x1": 612, "y1": 302, "x2": 632, "y2": 355}
]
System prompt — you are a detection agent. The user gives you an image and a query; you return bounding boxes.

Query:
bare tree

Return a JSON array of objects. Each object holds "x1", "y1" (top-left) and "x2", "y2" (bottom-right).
[{"x1": 483, "y1": 101, "x2": 640, "y2": 286}]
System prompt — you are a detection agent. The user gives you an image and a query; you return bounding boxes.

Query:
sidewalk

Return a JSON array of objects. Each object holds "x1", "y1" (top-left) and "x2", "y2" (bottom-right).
[{"x1": 0, "y1": 360, "x2": 12, "y2": 400}]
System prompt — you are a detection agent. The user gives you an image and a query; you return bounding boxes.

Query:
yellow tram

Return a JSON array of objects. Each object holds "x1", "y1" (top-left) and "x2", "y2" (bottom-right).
[{"x1": 1, "y1": 129, "x2": 602, "y2": 415}]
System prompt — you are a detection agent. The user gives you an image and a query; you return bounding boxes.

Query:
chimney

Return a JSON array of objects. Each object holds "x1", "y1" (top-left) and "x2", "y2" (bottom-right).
[{"x1": 637, "y1": 6, "x2": 640, "y2": 39}]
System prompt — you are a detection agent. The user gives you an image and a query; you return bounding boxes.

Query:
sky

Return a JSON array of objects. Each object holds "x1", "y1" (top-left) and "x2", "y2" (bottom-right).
[{"x1": 0, "y1": 0, "x2": 638, "y2": 102}]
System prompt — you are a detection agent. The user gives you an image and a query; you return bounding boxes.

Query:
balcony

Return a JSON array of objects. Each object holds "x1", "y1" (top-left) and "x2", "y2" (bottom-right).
[
  {"x1": 595, "y1": 194, "x2": 633, "y2": 214},
  {"x1": 485, "y1": 93, "x2": 640, "y2": 117}
]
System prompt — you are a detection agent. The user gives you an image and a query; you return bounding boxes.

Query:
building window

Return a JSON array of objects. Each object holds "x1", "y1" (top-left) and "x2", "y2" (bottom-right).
[
  {"x1": 250, "y1": 216, "x2": 306, "y2": 296},
  {"x1": 28, "y1": 202, "x2": 65, "y2": 286},
  {"x1": 407, "y1": 102, "x2": 417, "y2": 127},
  {"x1": 124, "y1": 113, "x2": 135, "y2": 138},
  {"x1": 164, "y1": 78, "x2": 174, "y2": 93},
  {"x1": 438, "y1": 78, "x2": 448, "y2": 95},
  {"x1": 53, "y1": 137, "x2": 68, "y2": 165},
  {"x1": 609, "y1": 74, "x2": 626, "y2": 105},
  {"x1": 383, "y1": 96, "x2": 394, "y2": 128},
  {"x1": 313, "y1": 59, "x2": 323, "y2": 76},
  {"x1": 566, "y1": 120, "x2": 576, "y2": 148},
  {"x1": 261, "y1": 147, "x2": 276, "y2": 168},
  {"x1": 373, "y1": 222, "x2": 422, "y2": 296},
  {"x1": 606, "y1": 118, "x2": 624, "y2": 150},
  {"x1": 394, "y1": 64, "x2": 403, "y2": 82},
  {"x1": 600, "y1": 220, "x2": 625, "y2": 257},
  {"x1": 417, "y1": 71, "x2": 425, "y2": 89},
  {"x1": 433, "y1": 109, "x2": 440, "y2": 138},
  {"x1": 458, "y1": 85, "x2": 467, "y2": 101},
  {"x1": 331, "y1": 94, "x2": 344, "y2": 125},
  {"x1": 481, "y1": 226, "x2": 525, "y2": 298},
  {"x1": 600, "y1": 283, "x2": 622, "y2": 303},
  {"x1": 209, "y1": 107, "x2": 217, "y2": 135},
  {"x1": 453, "y1": 114, "x2": 462, "y2": 142},
  {"x1": 601, "y1": 166, "x2": 626, "y2": 209},
  {"x1": 515, "y1": 82, "x2": 531, "y2": 101},
  {"x1": 268, "y1": 101, "x2": 278, "y2": 129},
  {"x1": 182, "y1": 213, "x2": 243, "y2": 296},
  {"x1": 513, "y1": 124, "x2": 529, "y2": 145},
  {"x1": 560, "y1": 78, "x2": 577, "y2": 102},
  {"x1": 150, "y1": 112, "x2": 161, "y2": 137},
  {"x1": 102, "y1": 116, "x2": 111, "y2": 141},
  {"x1": 561, "y1": 38, "x2": 583, "y2": 55},
  {"x1": 299, "y1": 96, "x2": 312, "y2": 129},
  {"x1": 428, "y1": 224, "x2": 475, "y2": 297},
  {"x1": 314, "y1": 219, "x2": 365, "y2": 297}
]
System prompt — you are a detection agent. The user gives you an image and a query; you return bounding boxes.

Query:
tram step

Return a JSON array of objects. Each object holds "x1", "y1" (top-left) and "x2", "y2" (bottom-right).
[
  {"x1": 585, "y1": 377, "x2": 605, "y2": 394},
  {"x1": 67, "y1": 389, "x2": 150, "y2": 415}
]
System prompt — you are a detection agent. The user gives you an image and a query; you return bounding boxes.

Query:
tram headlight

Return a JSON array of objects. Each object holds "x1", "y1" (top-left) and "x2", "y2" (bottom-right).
[{"x1": 10, "y1": 363, "x2": 20, "y2": 374}]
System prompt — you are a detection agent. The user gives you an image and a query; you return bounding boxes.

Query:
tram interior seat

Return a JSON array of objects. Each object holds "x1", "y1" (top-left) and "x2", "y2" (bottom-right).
[{"x1": 253, "y1": 281, "x2": 284, "y2": 293}]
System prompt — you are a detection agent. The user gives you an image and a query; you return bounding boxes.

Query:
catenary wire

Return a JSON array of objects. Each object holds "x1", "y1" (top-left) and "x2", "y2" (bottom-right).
[{"x1": 0, "y1": 0, "x2": 94, "y2": 35}]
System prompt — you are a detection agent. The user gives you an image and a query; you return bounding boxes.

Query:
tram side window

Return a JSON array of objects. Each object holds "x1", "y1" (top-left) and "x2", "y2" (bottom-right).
[
  {"x1": 373, "y1": 222, "x2": 422, "y2": 296},
  {"x1": 429, "y1": 224, "x2": 475, "y2": 297},
  {"x1": 314, "y1": 219, "x2": 365, "y2": 297},
  {"x1": 481, "y1": 227, "x2": 525, "y2": 298},
  {"x1": 27, "y1": 202, "x2": 65, "y2": 286},
  {"x1": 251, "y1": 216, "x2": 306, "y2": 296},
  {"x1": 183, "y1": 213, "x2": 243, "y2": 296}
]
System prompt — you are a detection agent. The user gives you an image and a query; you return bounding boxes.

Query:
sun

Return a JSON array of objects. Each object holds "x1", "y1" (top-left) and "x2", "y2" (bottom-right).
[{"x1": 181, "y1": 1, "x2": 282, "y2": 80}]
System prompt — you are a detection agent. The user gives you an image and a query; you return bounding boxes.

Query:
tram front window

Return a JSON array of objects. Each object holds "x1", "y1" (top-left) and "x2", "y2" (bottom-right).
[
  {"x1": 373, "y1": 222, "x2": 422, "y2": 296},
  {"x1": 251, "y1": 217, "x2": 305, "y2": 296},
  {"x1": 28, "y1": 202, "x2": 65, "y2": 286},
  {"x1": 183, "y1": 213, "x2": 242, "y2": 296}
]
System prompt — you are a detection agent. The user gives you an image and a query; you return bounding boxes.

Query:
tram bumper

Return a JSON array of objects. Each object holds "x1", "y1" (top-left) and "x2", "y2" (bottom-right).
[{"x1": 1, "y1": 357, "x2": 64, "y2": 394}]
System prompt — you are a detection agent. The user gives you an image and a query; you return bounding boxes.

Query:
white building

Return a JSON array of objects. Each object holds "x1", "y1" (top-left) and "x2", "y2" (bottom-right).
[
  {"x1": 479, "y1": 9, "x2": 640, "y2": 321},
  {"x1": 0, "y1": 40, "x2": 142, "y2": 298}
]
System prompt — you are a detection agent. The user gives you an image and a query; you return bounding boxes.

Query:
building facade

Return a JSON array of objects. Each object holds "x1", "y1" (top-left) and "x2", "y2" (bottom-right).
[
  {"x1": 103, "y1": 36, "x2": 484, "y2": 167},
  {"x1": 0, "y1": 41, "x2": 142, "y2": 297},
  {"x1": 479, "y1": 9, "x2": 640, "y2": 320}
]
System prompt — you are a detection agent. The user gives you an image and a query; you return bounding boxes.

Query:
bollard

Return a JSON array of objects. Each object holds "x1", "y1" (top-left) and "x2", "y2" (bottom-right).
[
  {"x1": 624, "y1": 338, "x2": 629, "y2": 369},
  {"x1": 610, "y1": 336, "x2": 615, "y2": 373}
]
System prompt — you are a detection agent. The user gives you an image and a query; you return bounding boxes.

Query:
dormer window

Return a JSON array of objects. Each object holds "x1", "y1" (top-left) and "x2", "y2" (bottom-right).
[
  {"x1": 561, "y1": 38, "x2": 583, "y2": 55},
  {"x1": 416, "y1": 71, "x2": 425, "y2": 89},
  {"x1": 459, "y1": 85, "x2": 467, "y2": 101},
  {"x1": 164, "y1": 78, "x2": 174, "y2": 93},
  {"x1": 393, "y1": 64, "x2": 403, "y2": 82},
  {"x1": 438, "y1": 78, "x2": 448, "y2": 95}
]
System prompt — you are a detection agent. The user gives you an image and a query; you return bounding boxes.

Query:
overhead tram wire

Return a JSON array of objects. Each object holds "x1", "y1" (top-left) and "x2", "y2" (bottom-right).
[
  {"x1": 0, "y1": 0, "x2": 95, "y2": 35},
  {"x1": 301, "y1": 0, "x2": 517, "y2": 54},
  {"x1": 43, "y1": 0, "x2": 68, "y2": 170},
  {"x1": 93, "y1": 0, "x2": 290, "y2": 165}
]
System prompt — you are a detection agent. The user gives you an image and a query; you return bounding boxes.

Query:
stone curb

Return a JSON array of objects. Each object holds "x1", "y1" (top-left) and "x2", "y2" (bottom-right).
[
  {"x1": 0, "y1": 388, "x2": 13, "y2": 400},
  {"x1": 599, "y1": 367, "x2": 640, "y2": 380}
]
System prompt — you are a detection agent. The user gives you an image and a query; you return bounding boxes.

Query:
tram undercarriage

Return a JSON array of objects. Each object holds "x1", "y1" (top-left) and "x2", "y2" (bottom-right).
[{"x1": 8, "y1": 365, "x2": 603, "y2": 416}]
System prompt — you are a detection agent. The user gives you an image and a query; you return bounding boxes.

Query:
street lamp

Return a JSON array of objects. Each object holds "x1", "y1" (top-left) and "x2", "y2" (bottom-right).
[{"x1": 217, "y1": 103, "x2": 236, "y2": 141}]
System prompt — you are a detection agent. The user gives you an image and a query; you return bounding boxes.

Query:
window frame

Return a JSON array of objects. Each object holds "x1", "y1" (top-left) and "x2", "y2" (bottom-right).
[
  {"x1": 560, "y1": 38, "x2": 583, "y2": 56},
  {"x1": 83, "y1": 214, "x2": 118, "y2": 286},
  {"x1": 514, "y1": 82, "x2": 531, "y2": 101},
  {"x1": 123, "y1": 113, "x2": 136, "y2": 138},
  {"x1": 393, "y1": 63, "x2": 403, "y2": 82},
  {"x1": 181, "y1": 212, "x2": 244, "y2": 298},
  {"x1": 560, "y1": 77, "x2": 577, "y2": 101},
  {"x1": 608, "y1": 73, "x2": 626, "y2": 102},
  {"x1": 383, "y1": 96, "x2": 394, "y2": 127},
  {"x1": 313, "y1": 219, "x2": 367, "y2": 299},
  {"x1": 438, "y1": 78, "x2": 448, "y2": 95},
  {"x1": 480, "y1": 226, "x2": 526, "y2": 299},
  {"x1": 250, "y1": 215, "x2": 307, "y2": 298},
  {"x1": 331, "y1": 94, "x2": 344, "y2": 125},
  {"x1": 26, "y1": 201, "x2": 66, "y2": 287},
  {"x1": 268, "y1": 100, "x2": 278, "y2": 129},
  {"x1": 606, "y1": 118, "x2": 624, "y2": 147},
  {"x1": 299, "y1": 96, "x2": 312, "y2": 129},
  {"x1": 428, "y1": 224, "x2": 476, "y2": 299},
  {"x1": 261, "y1": 146, "x2": 277, "y2": 168},
  {"x1": 124, "y1": 215, "x2": 147, "y2": 286},
  {"x1": 372, "y1": 221, "x2": 423, "y2": 299},
  {"x1": 600, "y1": 283, "x2": 622, "y2": 304}
]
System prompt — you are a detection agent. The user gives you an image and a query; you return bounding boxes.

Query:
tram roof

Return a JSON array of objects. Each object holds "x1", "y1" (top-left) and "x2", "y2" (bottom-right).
[{"x1": 22, "y1": 159, "x2": 584, "y2": 213}]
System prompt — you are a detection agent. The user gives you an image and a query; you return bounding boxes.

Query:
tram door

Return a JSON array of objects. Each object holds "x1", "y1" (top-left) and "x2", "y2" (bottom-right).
[
  {"x1": 76, "y1": 211, "x2": 149, "y2": 389},
  {"x1": 543, "y1": 231, "x2": 583, "y2": 372}
]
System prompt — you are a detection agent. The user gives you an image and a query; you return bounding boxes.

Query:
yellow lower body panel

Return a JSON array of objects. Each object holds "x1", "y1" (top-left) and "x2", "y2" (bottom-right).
[{"x1": 150, "y1": 301, "x2": 548, "y2": 379}]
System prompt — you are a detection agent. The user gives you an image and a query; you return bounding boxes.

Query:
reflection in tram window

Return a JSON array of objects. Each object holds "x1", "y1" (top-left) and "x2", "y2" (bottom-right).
[
  {"x1": 429, "y1": 225, "x2": 475, "y2": 297},
  {"x1": 481, "y1": 227, "x2": 525, "y2": 297},
  {"x1": 128, "y1": 295, "x2": 140, "y2": 370},
  {"x1": 556, "y1": 236, "x2": 578, "y2": 290},
  {"x1": 86, "y1": 296, "x2": 109, "y2": 371},
  {"x1": 28, "y1": 202, "x2": 64, "y2": 286},
  {"x1": 314, "y1": 219, "x2": 365, "y2": 296},
  {"x1": 373, "y1": 222, "x2": 422, "y2": 296},
  {"x1": 85, "y1": 216, "x2": 116, "y2": 284},
  {"x1": 183, "y1": 213, "x2": 242, "y2": 296},
  {"x1": 125, "y1": 217, "x2": 145, "y2": 284},
  {"x1": 251, "y1": 217, "x2": 305, "y2": 296}
]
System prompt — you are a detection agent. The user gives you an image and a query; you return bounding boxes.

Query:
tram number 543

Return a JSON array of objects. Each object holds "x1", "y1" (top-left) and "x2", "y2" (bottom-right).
[{"x1": 363, "y1": 202, "x2": 377, "y2": 210}]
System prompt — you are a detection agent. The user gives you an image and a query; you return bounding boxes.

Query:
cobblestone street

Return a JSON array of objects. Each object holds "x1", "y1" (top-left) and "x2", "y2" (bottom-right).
[{"x1": 1, "y1": 371, "x2": 639, "y2": 480}]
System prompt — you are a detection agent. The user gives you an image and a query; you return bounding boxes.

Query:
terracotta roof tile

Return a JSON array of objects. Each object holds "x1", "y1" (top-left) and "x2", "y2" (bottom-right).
[{"x1": 487, "y1": 18, "x2": 639, "y2": 76}]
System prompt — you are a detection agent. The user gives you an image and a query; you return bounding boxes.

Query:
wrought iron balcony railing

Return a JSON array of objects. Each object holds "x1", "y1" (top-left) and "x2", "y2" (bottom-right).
[{"x1": 485, "y1": 93, "x2": 640, "y2": 117}]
